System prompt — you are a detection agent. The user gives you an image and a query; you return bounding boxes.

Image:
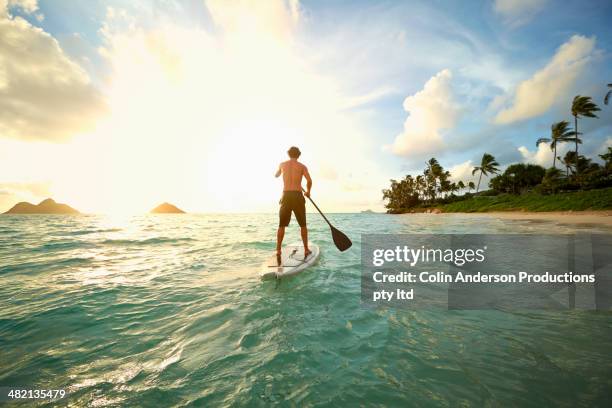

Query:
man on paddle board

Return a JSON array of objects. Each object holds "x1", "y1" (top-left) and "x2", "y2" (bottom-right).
[{"x1": 275, "y1": 146, "x2": 312, "y2": 259}]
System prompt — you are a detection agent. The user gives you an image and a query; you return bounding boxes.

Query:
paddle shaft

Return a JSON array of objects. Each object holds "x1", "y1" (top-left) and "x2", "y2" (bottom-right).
[
  {"x1": 300, "y1": 187, "x2": 352, "y2": 252},
  {"x1": 302, "y1": 188, "x2": 332, "y2": 227}
]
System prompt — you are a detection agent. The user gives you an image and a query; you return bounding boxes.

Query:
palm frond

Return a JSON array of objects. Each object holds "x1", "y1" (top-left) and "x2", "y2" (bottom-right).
[
  {"x1": 536, "y1": 138, "x2": 550, "y2": 146},
  {"x1": 572, "y1": 95, "x2": 600, "y2": 118}
]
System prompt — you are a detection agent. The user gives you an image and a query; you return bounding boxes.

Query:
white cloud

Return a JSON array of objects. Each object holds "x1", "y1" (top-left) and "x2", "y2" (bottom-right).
[
  {"x1": 517, "y1": 140, "x2": 575, "y2": 167},
  {"x1": 518, "y1": 144, "x2": 552, "y2": 167},
  {"x1": 0, "y1": 2, "x2": 106, "y2": 141},
  {"x1": 595, "y1": 137, "x2": 612, "y2": 157},
  {"x1": 340, "y1": 86, "x2": 397, "y2": 110},
  {"x1": 449, "y1": 160, "x2": 476, "y2": 183},
  {"x1": 449, "y1": 159, "x2": 499, "y2": 190},
  {"x1": 493, "y1": 0, "x2": 548, "y2": 27},
  {"x1": 387, "y1": 69, "x2": 461, "y2": 157},
  {"x1": 494, "y1": 35, "x2": 596, "y2": 125}
]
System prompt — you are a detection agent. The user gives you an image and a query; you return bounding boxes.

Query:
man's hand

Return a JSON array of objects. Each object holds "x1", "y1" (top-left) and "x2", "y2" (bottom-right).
[{"x1": 304, "y1": 190, "x2": 310, "y2": 198}]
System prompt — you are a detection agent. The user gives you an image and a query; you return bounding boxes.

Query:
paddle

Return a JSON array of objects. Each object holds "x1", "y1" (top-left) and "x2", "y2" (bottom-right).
[{"x1": 302, "y1": 188, "x2": 352, "y2": 252}]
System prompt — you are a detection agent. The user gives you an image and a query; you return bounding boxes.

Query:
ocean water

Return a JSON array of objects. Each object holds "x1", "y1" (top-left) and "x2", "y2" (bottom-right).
[{"x1": 1, "y1": 213, "x2": 611, "y2": 407}]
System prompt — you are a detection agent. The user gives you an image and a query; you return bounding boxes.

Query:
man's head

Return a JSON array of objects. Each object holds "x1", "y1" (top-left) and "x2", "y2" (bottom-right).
[{"x1": 287, "y1": 146, "x2": 301, "y2": 159}]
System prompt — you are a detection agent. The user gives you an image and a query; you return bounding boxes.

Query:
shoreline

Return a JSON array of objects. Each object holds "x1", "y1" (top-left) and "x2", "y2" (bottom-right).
[{"x1": 441, "y1": 210, "x2": 612, "y2": 227}]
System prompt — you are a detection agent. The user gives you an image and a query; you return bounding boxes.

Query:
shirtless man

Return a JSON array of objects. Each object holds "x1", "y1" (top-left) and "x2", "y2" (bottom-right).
[{"x1": 275, "y1": 146, "x2": 312, "y2": 259}]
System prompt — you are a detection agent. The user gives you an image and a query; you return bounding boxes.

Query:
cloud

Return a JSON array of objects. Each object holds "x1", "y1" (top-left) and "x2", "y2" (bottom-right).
[
  {"x1": 518, "y1": 144, "x2": 552, "y2": 166},
  {"x1": 449, "y1": 158, "x2": 500, "y2": 189},
  {"x1": 597, "y1": 137, "x2": 612, "y2": 154},
  {"x1": 340, "y1": 85, "x2": 397, "y2": 110},
  {"x1": 2, "y1": 0, "x2": 38, "y2": 15},
  {"x1": 0, "y1": 2, "x2": 106, "y2": 141},
  {"x1": 493, "y1": 0, "x2": 548, "y2": 27},
  {"x1": 517, "y1": 140, "x2": 574, "y2": 167},
  {"x1": 205, "y1": 0, "x2": 299, "y2": 38},
  {"x1": 448, "y1": 160, "x2": 475, "y2": 183},
  {"x1": 387, "y1": 69, "x2": 461, "y2": 157},
  {"x1": 0, "y1": 181, "x2": 50, "y2": 197},
  {"x1": 493, "y1": 35, "x2": 596, "y2": 125}
]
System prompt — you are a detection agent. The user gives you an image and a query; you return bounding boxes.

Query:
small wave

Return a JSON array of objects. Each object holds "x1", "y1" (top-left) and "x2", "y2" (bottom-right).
[
  {"x1": 0, "y1": 257, "x2": 94, "y2": 274},
  {"x1": 33, "y1": 241, "x2": 95, "y2": 252},
  {"x1": 0, "y1": 228, "x2": 19, "y2": 234},
  {"x1": 231, "y1": 241, "x2": 274, "y2": 251},
  {"x1": 102, "y1": 237, "x2": 195, "y2": 246},
  {"x1": 62, "y1": 228, "x2": 123, "y2": 236}
]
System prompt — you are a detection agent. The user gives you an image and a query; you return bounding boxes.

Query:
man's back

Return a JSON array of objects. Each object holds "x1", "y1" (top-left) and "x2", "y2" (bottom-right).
[{"x1": 280, "y1": 160, "x2": 308, "y2": 192}]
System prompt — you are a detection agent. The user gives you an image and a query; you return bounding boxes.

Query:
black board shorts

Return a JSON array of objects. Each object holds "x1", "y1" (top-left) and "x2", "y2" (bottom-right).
[{"x1": 279, "y1": 191, "x2": 306, "y2": 227}]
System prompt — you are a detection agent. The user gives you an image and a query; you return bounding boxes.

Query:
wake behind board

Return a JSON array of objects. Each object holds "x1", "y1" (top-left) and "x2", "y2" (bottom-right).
[{"x1": 260, "y1": 243, "x2": 320, "y2": 280}]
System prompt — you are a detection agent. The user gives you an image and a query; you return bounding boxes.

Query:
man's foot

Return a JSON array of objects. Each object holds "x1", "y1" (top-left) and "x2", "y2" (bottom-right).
[{"x1": 304, "y1": 248, "x2": 312, "y2": 259}]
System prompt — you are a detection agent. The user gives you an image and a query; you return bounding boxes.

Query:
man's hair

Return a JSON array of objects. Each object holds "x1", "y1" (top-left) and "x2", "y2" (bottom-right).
[{"x1": 287, "y1": 146, "x2": 301, "y2": 158}]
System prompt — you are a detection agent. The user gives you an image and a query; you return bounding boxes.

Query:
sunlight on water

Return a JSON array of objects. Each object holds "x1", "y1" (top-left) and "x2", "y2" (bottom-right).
[{"x1": 0, "y1": 213, "x2": 611, "y2": 406}]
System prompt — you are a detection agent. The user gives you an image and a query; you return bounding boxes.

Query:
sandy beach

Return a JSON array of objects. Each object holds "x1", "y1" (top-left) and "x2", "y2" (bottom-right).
[{"x1": 473, "y1": 211, "x2": 612, "y2": 227}]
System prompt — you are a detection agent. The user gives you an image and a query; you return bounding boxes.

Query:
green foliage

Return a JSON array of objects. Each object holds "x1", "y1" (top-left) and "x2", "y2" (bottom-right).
[
  {"x1": 539, "y1": 167, "x2": 564, "y2": 194},
  {"x1": 382, "y1": 158, "x2": 464, "y2": 212},
  {"x1": 489, "y1": 163, "x2": 545, "y2": 194},
  {"x1": 572, "y1": 95, "x2": 601, "y2": 119},
  {"x1": 440, "y1": 188, "x2": 612, "y2": 212}
]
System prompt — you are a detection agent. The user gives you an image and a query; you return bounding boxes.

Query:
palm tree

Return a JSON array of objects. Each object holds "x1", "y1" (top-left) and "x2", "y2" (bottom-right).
[
  {"x1": 536, "y1": 121, "x2": 579, "y2": 168},
  {"x1": 472, "y1": 153, "x2": 500, "y2": 192},
  {"x1": 424, "y1": 158, "x2": 443, "y2": 201},
  {"x1": 599, "y1": 146, "x2": 612, "y2": 174},
  {"x1": 571, "y1": 95, "x2": 600, "y2": 175},
  {"x1": 559, "y1": 151, "x2": 578, "y2": 177},
  {"x1": 468, "y1": 181, "x2": 475, "y2": 192},
  {"x1": 557, "y1": 156, "x2": 571, "y2": 177},
  {"x1": 542, "y1": 167, "x2": 564, "y2": 193},
  {"x1": 605, "y1": 84, "x2": 612, "y2": 105}
]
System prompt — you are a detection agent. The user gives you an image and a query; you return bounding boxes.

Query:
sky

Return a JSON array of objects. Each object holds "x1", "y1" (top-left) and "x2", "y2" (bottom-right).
[{"x1": 0, "y1": 0, "x2": 610, "y2": 214}]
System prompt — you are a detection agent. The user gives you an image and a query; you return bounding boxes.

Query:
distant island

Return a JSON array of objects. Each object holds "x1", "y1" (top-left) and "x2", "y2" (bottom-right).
[
  {"x1": 3, "y1": 198, "x2": 80, "y2": 214},
  {"x1": 361, "y1": 209, "x2": 376, "y2": 214},
  {"x1": 150, "y1": 202, "x2": 185, "y2": 214}
]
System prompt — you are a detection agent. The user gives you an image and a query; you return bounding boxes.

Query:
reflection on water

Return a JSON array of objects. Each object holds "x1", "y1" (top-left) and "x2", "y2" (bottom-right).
[{"x1": 0, "y1": 213, "x2": 610, "y2": 406}]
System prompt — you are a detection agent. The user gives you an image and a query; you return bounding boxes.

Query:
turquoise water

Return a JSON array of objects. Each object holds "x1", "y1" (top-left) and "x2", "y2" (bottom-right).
[{"x1": 1, "y1": 213, "x2": 611, "y2": 407}]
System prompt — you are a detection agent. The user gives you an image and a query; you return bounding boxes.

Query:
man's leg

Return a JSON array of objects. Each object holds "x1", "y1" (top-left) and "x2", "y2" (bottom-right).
[
  {"x1": 300, "y1": 226, "x2": 311, "y2": 258},
  {"x1": 276, "y1": 226, "x2": 285, "y2": 254},
  {"x1": 295, "y1": 199, "x2": 310, "y2": 258},
  {"x1": 278, "y1": 196, "x2": 290, "y2": 259}
]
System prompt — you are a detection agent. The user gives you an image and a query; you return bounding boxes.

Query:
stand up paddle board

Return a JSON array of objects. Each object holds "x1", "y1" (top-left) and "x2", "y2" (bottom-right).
[{"x1": 260, "y1": 243, "x2": 320, "y2": 280}]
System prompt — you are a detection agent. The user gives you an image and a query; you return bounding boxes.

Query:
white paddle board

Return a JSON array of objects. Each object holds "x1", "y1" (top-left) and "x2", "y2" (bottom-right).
[{"x1": 260, "y1": 243, "x2": 320, "y2": 280}]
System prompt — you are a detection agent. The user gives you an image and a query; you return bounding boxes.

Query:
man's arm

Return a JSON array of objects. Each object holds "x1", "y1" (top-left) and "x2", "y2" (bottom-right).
[
  {"x1": 303, "y1": 165, "x2": 312, "y2": 197},
  {"x1": 275, "y1": 163, "x2": 282, "y2": 178}
]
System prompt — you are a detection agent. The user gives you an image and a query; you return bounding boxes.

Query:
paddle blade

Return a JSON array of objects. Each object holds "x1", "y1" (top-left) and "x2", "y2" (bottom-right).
[{"x1": 331, "y1": 226, "x2": 352, "y2": 252}]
